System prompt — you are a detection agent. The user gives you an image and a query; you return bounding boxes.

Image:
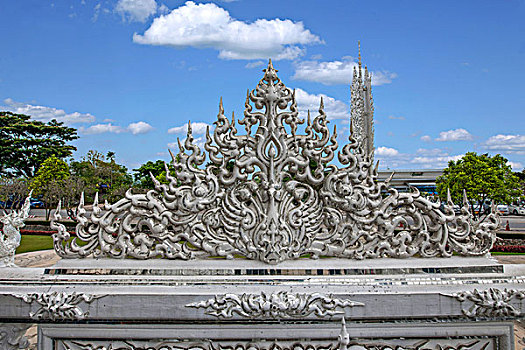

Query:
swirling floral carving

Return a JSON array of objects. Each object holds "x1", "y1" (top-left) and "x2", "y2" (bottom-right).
[
  {"x1": 51, "y1": 60, "x2": 498, "y2": 264},
  {"x1": 15, "y1": 291, "x2": 102, "y2": 320},
  {"x1": 58, "y1": 338, "x2": 490, "y2": 350},
  {"x1": 448, "y1": 288, "x2": 525, "y2": 318},
  {"x1": 186, "y1": 292, "x2": 364, "y2": 318}
]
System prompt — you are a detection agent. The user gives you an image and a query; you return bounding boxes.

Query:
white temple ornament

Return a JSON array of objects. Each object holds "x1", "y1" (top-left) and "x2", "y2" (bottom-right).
[
  {"x1": 50, "y1": 60, "x2": 499, "y2": 265},
  {"x1": 0, "y1": 192, "x2": 31, "y2": 267},
  {"x1": 186, "y1": 292, "x2": 364, "y2": 319}
]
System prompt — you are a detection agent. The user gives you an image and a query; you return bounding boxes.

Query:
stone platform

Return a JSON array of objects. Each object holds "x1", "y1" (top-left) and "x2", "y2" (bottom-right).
[{"x1": 1, "y1": 252, "x2": 524, "y2": 349}]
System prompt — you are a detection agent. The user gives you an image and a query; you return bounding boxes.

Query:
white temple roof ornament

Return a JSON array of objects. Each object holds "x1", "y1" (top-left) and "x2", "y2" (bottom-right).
[
  {"x1": 351, "y1": 41, "x2": 374, "y2": 159},
  {"x1": 51, "y1": 60, "x2": 498, "y2": 264}
]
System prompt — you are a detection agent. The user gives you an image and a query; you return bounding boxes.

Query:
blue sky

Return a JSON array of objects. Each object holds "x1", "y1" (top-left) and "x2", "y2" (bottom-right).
[{"x1": 1, "y1": 0, "x2": 524, "y2": 171}]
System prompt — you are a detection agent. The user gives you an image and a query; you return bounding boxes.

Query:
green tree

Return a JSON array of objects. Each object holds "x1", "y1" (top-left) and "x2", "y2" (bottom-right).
[
  {"x1": 70, "y1": 150, "x2": 132, "y2": 203},
  {"x1": 436, "y1": 152, "x2": 522, "y2": 218},
  {"x1": 0, "y1": 112, "x2": 78, "y2": 178},
  {"x1": 30, "y1": 155, "x2": 71, "y2": 219},
  {"x1": 133, "y1": 160, "x2": 176, "y2": 189}
]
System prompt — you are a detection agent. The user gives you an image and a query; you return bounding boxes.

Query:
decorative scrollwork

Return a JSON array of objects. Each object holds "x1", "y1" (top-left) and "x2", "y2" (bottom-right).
[
  {"x1": 58, "y1": 338, "x2": 490, "y2": 350},
  {"x1": 51, "y1": 60, "x2": 498, "y2": 264},
  {"x1": 186, "y1": 292, "x2": 364, "y2": 318},
  {"x1": 15, "y1": 291, "x2": 103, "y2": 320},
  {"x1": 448, "y1": 288, "x2": 525, "y2": 318}
]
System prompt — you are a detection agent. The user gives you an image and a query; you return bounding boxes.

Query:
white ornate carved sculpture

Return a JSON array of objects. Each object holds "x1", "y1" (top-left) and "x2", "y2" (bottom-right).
[
  {"x1": 0, "y1": 193, "x2": 31, "y2": 267},
  {"x1": 51, "y1": 61, "x2": 499, "y2": 264}
]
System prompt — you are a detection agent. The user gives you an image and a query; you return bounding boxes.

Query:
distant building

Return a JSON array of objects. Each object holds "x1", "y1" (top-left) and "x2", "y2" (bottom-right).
[{"x1": 377, "y1": 169, "x2": 443, "y2": 195}]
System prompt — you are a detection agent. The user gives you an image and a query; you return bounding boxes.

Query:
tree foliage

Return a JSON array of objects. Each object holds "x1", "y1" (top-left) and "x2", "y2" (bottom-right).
[
  {"x1": 29, "y1": 155, "x2": 72, "y2": 219},
  {"x1": 133, "y1": 160, "x2": 176, "y2": 189},
  {"x1": 70, "y1": 150, "x2": 132, "y2": 202},
  {"x1": 0, "y1": 112, "x2": 78, "y2": 178},
  {"x1": 436, "y1": 152, "x2": 522, "y2": 217}
]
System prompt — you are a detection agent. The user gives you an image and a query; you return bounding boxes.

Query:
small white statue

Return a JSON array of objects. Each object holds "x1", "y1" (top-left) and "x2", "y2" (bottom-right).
[{"x1": 0, "y1": 193, "x2": 31, "y2": 267}]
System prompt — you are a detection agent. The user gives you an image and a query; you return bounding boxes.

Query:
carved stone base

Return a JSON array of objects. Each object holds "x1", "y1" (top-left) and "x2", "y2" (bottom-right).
[
  {"x1": 38, "y1": 322, "x2": 513, "y2": 350},
  {"x1": 0, "y1": 323, "x2": 31, "y2": 350}
]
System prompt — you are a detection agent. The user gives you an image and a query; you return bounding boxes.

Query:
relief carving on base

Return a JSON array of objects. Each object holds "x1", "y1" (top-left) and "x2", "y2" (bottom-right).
[
  {"x1": 15, "y1": 291, "x2": 103, "y2": 321},
  {"x1": 446, "y1": 288, "x2": 525, "y2": 318},
  {"x1": 186, "y1": 292, "x2": 364, "y2": 318},
  {"x1": 57, "y1": 339, "x2": 492, "y2": 350}
]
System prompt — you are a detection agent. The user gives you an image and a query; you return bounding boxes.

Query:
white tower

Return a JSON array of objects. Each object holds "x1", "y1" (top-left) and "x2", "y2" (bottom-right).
[{"x1": 350, "y1": 42, "x2": 375, "y2": 159}]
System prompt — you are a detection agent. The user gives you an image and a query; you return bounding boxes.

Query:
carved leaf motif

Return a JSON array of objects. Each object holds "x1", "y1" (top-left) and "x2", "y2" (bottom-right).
[
  {"x1": 450, "y1": 288, "x2": 525, "y2": 318},
  {"x1": 15, "y1": 292, "x2": 102, "y2": 320},
  {"x1": 187, "y1": 292, "x2": 363, "y2": 319}
]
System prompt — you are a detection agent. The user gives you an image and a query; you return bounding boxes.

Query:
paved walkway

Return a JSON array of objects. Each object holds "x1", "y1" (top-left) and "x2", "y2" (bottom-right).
[{"x1": 13, "y1": 251, "x2": 525, "y2": 349}]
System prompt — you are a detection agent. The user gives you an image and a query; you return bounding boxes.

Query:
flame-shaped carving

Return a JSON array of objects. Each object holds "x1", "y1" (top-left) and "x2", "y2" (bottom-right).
[{"x1": 51, "y1": 61, "x2": 498, "y2": 264}]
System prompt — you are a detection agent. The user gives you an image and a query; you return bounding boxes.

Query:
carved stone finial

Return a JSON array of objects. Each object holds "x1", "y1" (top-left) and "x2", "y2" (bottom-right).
[{"x1": 338, "y1": 318, "x2": 350, "y2": 350}]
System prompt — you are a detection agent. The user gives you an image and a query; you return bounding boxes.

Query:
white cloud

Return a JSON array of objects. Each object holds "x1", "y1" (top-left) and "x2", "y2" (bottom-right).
[
  {"x1": 128, "y1": 121, "x2": 154, "y2": 134},
  {"x1": 168, "y1": 122, "x2": 212, "y2": 135},
  {"x1": 245, "y1": 61, "x2": 264, "y2": 69},
  {"x1": 115, "y1": 0, "x2": 158, "y2": 23},
  {"x1": 420, "y1": 135, "x2": 432, "y2": 142},
  {"x1": 508, "y1": 161, "x2": 523, "y2": 170},
  {"x1": 133, "y1": 1, "x2": 322, "y2": 60},
  {"x1": 411, "y1": 154, "x2": 464, "y2": 166},
  {"x1": 376, "y1": 146, "x2": 399, "y2": 157},
  {"x1": 295, "y1": 88, "x2": 349, "y2": 120},
  {"x1": 374, "y1": 147, "x2": 467, "y2": 170},
  {"x1": 415, "y1": 148, "x2": 448, "y2": 156},
  {"x1": 168, "y1": 136, "x2": 205, "y2": 150},
  {"x1": 2, "y1": 98, "x2": 95, "y2": 124},
  {"x1": 484, "y1": 134, "x2": 525, "y2": 155},
  {"x1": 292, "y1": 58, "x2": 397, "y2": 86},
  {"x1": 435, "y1": 128, "x2": 473, "y2": 141},
  {"x1": 81, "y1": 121, "x2": 154, "y2": 135},
  {"x1": 388, "y1": 115, "x2": 405, "y2": 120},
  {"x1": 82, "y1": 123, "x2": 124, "y2": 135}
]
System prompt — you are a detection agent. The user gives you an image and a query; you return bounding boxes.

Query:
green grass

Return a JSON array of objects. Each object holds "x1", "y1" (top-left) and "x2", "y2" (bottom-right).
[{"x1": 16, "y1": 235, "x2": 54, "y2": 254}]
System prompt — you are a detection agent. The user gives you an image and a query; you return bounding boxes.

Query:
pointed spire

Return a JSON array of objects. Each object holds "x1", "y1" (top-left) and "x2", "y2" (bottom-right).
[
  {"x1": 149, "y1": 171, "x2": 161, "y2": 188},
  {"x1": 168, "y1": 148, "x2": 177, "y2": 163},
  {"x1": 307, "y1": 110, "x2": 312, "y2": 126},
  {"x1": 219, "y1": 96, "x2": 224, "y2": 113},
  {"x1": 187, "y1": 120, "x2": 193, "y2": 136},
  {"x1": 338, "y1": 318, "x2": 350, "y2": 350},
  {"x1": 319, "y1": 96, "x2": 324, "y2": 110},
  {"x1": 462, "y1": 189, "x2": 469, "y2": 207},
  {"x1": 93, "y1": 192, "x2": 99, "y2": 207},
  {"x1": 386, "y1": 171, "x2": 395, "y2": 184},
  {"x1": 446, "y1": 188, "x2": 452, "y2": 205},
  {"x1": 79, "y1": 192, "x2": 85, "y2": 207},
  {"x1": 358, "y1": 40, "x2": 362, "y2": 79}
]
